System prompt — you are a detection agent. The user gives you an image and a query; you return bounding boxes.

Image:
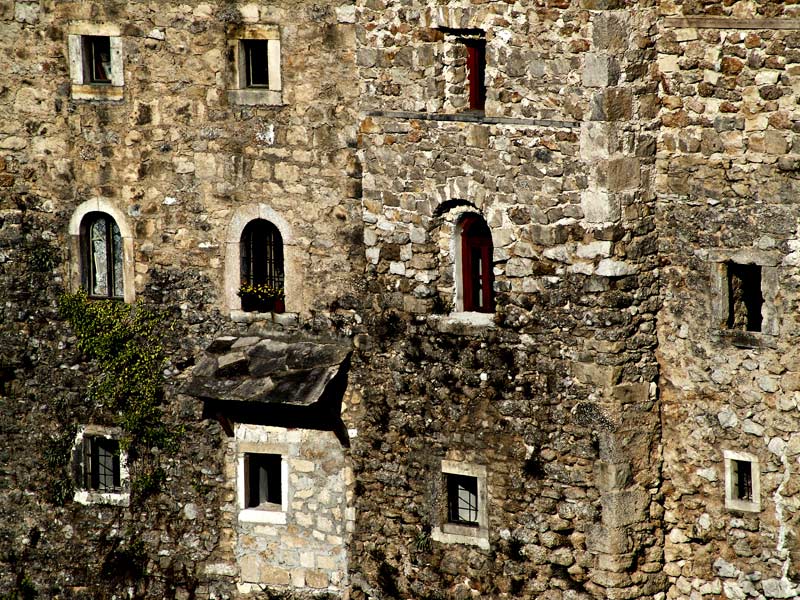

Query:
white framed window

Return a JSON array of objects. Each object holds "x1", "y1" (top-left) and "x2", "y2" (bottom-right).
[
  {"x1": 72, "y1": 426, "x2": 129, "y2": 506},
  {"x1": 67, "y1": 23, "x2": 124, "y2": 101},
  {"x1": 227, "y1": 25, "x2": 282, "y2": 106},
  {"x1": 432, "y1": 460, "x2": 489, "y2": 549},
  {"x1": 237, "y1": 444, "x2": 288, "y2": 524},
  {"x1": 724, "y1": 450, "x2": 761, "y2": 513}
]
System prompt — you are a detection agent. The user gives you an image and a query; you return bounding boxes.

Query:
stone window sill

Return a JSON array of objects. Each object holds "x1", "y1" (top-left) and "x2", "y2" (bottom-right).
[
  {"x1": 428, "y1": 312, "x2": 495, "y2": 334},
  {"x1": 73, "y1": 489, "x2": 130, "y2": 507},
  {"x1": 238, "y1": 506, "x2": 287, "y2": 524},
  {"x1": 431, "y1": 525, "x2": 489, "y2": 549},
  {"x1": 71, "y1": 84, "x2": 124, "y2": 101},
  {"x1": 714, "y1": 329, "x2": 777, "y2": 349},
  {"x1": 230, "y1": 310, "x2": 298, "y2": 327},
  {"x1": 228, "y1": 89, "x2": 282, "y2": 106}
]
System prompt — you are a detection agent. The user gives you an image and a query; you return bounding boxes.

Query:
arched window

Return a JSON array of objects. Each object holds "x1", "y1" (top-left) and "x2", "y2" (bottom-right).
[
  {"x1": 80, "y1": 212, "x2": 123, "y2": 299},
  {"x1": 460, "y1": 215, "x2": 493, "y2": 313},
  {"x1": 239, "y1": 219, "x2": 285, "y2": 313}
]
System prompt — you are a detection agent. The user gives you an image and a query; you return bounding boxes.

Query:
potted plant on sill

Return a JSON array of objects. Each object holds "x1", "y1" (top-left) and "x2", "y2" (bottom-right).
[{"x1": 238, "y1": 282, "x2": 285, "y2": 314}]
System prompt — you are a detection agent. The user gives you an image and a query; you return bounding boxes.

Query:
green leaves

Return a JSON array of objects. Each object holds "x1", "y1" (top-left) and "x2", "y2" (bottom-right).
[{"x1": 58, "y1": 291, "x2": 179, "y2": 493}]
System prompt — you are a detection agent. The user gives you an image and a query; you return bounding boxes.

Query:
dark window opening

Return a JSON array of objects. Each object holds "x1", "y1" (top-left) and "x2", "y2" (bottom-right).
[
  {"x1": 80, "y1": 213, "x2": 123, "y2": 299},
  {"x1": 242, "y1": 40, "x2": 270, "y2": 87},
  {"x1": 245, "y1": 453, "x2": 282, "y2": 508},
  {"x1": 733, "y1": 459, "x2": 753, "y2": 502},
  {"x1": 83, "y1": 436, "x2": 121, "y2": 492},
  {"x1": 240, "y1": 219, "x2": 285, "y2": 313},
  {"x1": 82, "y1": 36, "x2": 112, "y2": 84},
  {"x1": 727, "y1": 263, "x2": 762, "y2": 332},
  {"x1": 461, "y1": 215, "x2": 494, "y2": 313},
  {"x1": 447, "y1": 474, "x2": 479, "y2": 525},
  {"x1": 463, "y1": 38, "x2": 486, "y2": 111}
]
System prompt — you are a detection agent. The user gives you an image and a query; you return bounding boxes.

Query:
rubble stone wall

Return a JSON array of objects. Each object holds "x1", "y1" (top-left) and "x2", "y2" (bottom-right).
[{"x1": 657, "y1": 6, "x2": 800, "y2": 600}]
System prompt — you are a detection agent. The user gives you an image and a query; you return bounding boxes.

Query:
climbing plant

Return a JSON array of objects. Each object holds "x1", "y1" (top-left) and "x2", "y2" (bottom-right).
[{"x1": 58, "y1": 290, "x2": 180, "y2": 498}]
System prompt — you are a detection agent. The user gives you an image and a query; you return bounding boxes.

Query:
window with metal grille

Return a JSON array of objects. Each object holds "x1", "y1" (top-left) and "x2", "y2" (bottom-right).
[
  {"x1": 241, "y1": 39, "x2": 270, "y2": 87},
  {"x1": 460, "y1": 215, "x2": 494, "y2": 313},
  {"x1": 727, "y1": 262, "x2": 763, "y2": 332},
  {"x1": 244, "y1": 453, "x2": 282, "y2": 508},
  {"x1": 81, "y1": 36, "x2": 112, "y2": 84},
  {"x1": 80, "y1": 212, "x2": 123, "y2": 299},
  {"x1": 240, "y1": 219, "x2": 285, "y2": 313},
  {"x1": 83, "y1": 436, "x2": 121, "y2": 492},
  {"x1": 447, "y1": 474, "x2": 479, "y2": 525}
]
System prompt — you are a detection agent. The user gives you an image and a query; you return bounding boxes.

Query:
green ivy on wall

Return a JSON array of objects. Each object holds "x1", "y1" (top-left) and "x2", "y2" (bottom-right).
[{"x1": 58, "y1": 290, "x2": 181, "y2": 500}]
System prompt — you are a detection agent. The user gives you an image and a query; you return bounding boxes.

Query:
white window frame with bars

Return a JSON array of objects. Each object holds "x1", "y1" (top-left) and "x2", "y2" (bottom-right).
[
  {"x1": 72, "y1": 425, "x2": 129, "y2": 506},
  {"x1": 67, "y1": 23, "x2": 124, "y2": 101},
  {"x1": 723, "y1": 449, "x2": 761, "y2": 513},
  {"x1": 237, "y1": 442, "x2": 289, "y2": 524},
  {"x1": 432, "y1": 460, "x2": 489, "y2": 549},
  {"x1": 227, "y1": 24, "x2": 282, "y2": 106}
]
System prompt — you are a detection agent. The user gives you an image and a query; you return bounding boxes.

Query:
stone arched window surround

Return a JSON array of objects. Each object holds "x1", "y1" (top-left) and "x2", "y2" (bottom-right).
[
  {"x1": 68, "y1": 198, "x2": 135, "y2": 303},
  {"x1": 436, "y1": 203, "x2": 493, "y2": 314},
  {"x1": 224, "y1": 204, "x2": 297, "y2": 314}
]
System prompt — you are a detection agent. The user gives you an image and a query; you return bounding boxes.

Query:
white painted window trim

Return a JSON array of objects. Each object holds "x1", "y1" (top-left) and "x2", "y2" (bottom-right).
[
  {"x1": 432, "y1": 459, "x2": 489, "y2": 549},
  {"x1": 67, "y1": 23, "x2": 124, "y2": 101},
  {"x1": 723, "y1": 449, "x2": 761, "y2": 513},
  {"x1": 72, "y1": 425, "x2": 130, "y2": 507},
  {"x1": 224, "y1": 203, "x2": 296, "y2": 315},
  {"x1": 227, "y1": 24, "x2": 282, "y2": 106},
  {"x1": 236, "y1": 439, "x2": 289, "y2": 525},
  {"x1": 67, "y1": 198, "x2": 136, "y2": 303}
]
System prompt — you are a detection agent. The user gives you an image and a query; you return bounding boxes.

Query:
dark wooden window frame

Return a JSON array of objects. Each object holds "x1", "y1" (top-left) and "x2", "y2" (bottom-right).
[
  {"x1": 460, "y1": 214, "x2": 494, "y2": 313},
  {"x1": 81, "y1": 35, "x2": 112, "y2": 84},
  {"x1": 240, "y1": 219, "x2": 285, "y2": 313},
  {"x1": 80, "y1": 212, "x2": 123, "y2": 300}
]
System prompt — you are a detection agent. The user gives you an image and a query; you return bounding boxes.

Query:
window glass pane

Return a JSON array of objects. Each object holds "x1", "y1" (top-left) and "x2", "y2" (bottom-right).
[
  {"x1": 448, "y1": 474, "x2": 479, "y2": 524},
  {"x1": 84, "y1": 36, "x2": 111, "y2": 83},
  {"x1": 111, "y1": 221, "x2": 123, "y2": 298},
  {"x1": 89, "y1": 437, "x2": 120, "y2": 491},
  {"x1": 90, "y1": 219, "x2": 109, "y2": 297}
]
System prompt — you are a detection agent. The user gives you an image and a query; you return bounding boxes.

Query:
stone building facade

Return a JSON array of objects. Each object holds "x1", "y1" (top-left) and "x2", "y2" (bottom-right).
[{"x1": 1, "y1": 0, "x2": 800, "y2": 599}]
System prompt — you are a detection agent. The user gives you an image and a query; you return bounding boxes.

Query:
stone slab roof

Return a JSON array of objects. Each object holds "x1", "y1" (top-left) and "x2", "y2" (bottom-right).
[{"x1": 184, "y1": 334, "x2": 351, "y2": 407}]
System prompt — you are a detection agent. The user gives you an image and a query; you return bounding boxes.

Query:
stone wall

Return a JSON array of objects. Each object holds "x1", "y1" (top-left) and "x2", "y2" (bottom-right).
[{"x1": 656, "y1": 7, "x2": 800, "y2": 600}]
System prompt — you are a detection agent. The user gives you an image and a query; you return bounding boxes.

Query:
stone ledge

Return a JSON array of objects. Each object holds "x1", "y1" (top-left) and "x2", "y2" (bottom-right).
[
  {"x1": 366, "y1": 110, "x2": 581, "y2": 129},
  {"x1": 663, "y1": 17, "x2": 800, "y2": 30}
]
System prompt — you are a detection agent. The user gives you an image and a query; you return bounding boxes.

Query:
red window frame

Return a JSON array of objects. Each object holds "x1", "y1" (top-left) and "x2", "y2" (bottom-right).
[
  {"x1": 464, "y1": 39, "x2": 486, "y2": 112},
  {"x1": 461, "y1": 215, "x2": 493, "y2": 313}
]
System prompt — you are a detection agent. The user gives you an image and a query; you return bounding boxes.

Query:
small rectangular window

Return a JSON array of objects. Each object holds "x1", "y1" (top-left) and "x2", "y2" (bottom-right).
[
  {"x1": 83, "y1": 436, "x2": 121, "y2": 492},
  {"x1": 245, "y1": 453, "x2": 282, "y2": 508},
  {"x1": 82, "y1": 36, "x2": 112, "y2": 84},
  {"x1": 724, "y1": 450, "x2": 760, "y2": 512},
  {"x1": 733, "y1": 459, "x2": 752, "y2": 502},
  {"x1": 241, "y1": 40, "x2": 270, "y2": 87},
  {"x1": 727, "y1": 262, "x2": 763, "y2": 332},
  {"x1": 447, "y1": 474, "x2": 479, "y2": 526}
]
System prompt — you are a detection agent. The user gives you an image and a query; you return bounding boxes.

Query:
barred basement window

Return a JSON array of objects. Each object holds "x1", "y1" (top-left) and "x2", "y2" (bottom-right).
[
  {"x1": 80, "y1": 212, "x2": 124, "y2": 300},
  {"x1": 245, "y1": 453, "x2": 282, "y2": 509},
  {"x1": 72, "y1": 426, "x2": 129, "y2": 505},
  {"x1": 82, "y1": 36, "x2": 112, "y2": 84},
  {"x1": 727, "y1": 262, "x2": 763, "y2": 332},
  {"x1": 447, "y1": 474, "x2": 479, "y2": 526},
  {"x1": 723, "y1": 450, "x2": 760, "y2": 513},
  {"x1": 82, "y1": 436, "x2": 121, "y2": 492}
]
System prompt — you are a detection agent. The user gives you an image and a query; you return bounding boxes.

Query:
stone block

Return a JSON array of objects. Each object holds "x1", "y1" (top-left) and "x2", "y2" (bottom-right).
[
  {"x1": 594, "y1": 461, "x2": 631, "y2": 492},
  {"x1": 600, "y1": 157, "x2": 640, "y2": 191},
  {"x1": 592, "y1": 12, "x2": 628, "y2": 52},
  {"x1": 240, "y1": 555, "x2": 261, "y2": 583},
  {"x1": 581, "y1": 189, "x2": 620, "y2": 223},
  {"x1": 586, "y1": 525, "x2": 631, "y2": 554},
  {"x1": 581, "y1": 0, "x2": 624, "y2": 10},
  {"x1": 600, "y1": 489, "x2": 650, "y2": 528},
  {"x1": 583, "y1": 54, "x2": 621, "y2": 87},
  {"x1": 305, "y1": 569, "x2": 329, "y2": 589},
  {"x1": 590, "y1": 88, "x2": 633, "y2": 121},
  {"x1": 260, "y1": 566, "x2": 291, "y2": 585}
]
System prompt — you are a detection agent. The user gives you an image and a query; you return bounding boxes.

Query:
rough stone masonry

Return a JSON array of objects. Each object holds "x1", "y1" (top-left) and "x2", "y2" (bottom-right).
[{"x1": 1, "y1": 0, "x2": 800, "y2": 599}]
